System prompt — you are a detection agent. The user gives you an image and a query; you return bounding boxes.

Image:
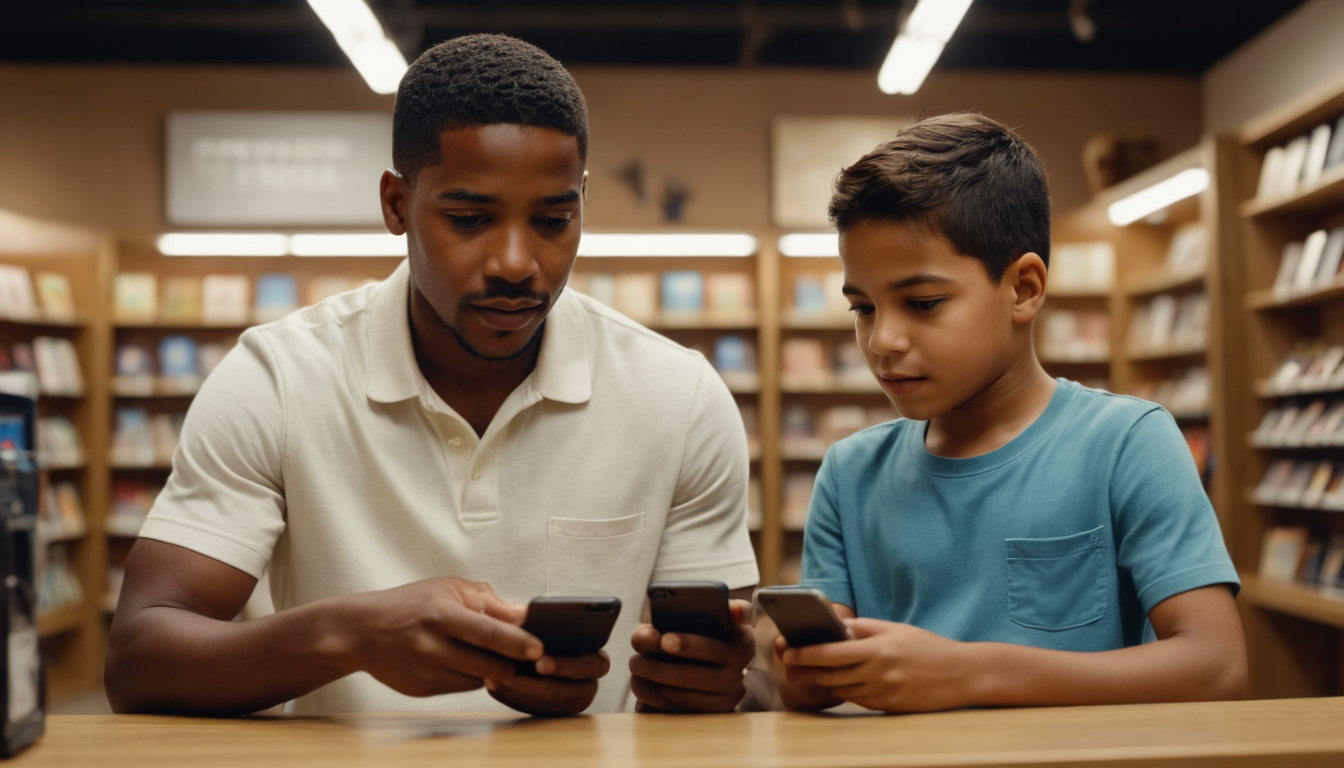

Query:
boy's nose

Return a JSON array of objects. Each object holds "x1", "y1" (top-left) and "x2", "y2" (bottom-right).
[{"x1": 867, "y1": 314, "x2": 911, "y2": 356}]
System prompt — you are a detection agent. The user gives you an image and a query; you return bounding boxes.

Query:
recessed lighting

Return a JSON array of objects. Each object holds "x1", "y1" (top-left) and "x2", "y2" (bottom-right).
[
  {"x1": 1107, "y1": 168, "x2": 1210, "y2": 226},
  {"x1": 577, "y1": 233, "x2": 758, "y2": 257}
]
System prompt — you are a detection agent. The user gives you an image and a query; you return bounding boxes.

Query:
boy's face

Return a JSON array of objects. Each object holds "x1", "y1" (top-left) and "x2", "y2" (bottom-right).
[
  {"x1": 382, "y1": 124, "x2": 586, "y2": 360},
  {"x1": 840, "y1": 218, "x2": 1028, "y2": 421}
]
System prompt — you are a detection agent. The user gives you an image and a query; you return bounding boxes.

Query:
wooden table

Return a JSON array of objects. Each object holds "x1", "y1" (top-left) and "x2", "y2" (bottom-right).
[{"x1": 14, "y1": 698, "x2": 1344, "y2": 767}]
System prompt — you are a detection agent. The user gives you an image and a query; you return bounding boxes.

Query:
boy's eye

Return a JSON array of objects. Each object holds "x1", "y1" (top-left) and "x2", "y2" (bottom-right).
[
  {"x1": 907, "y1": 298, "x2": 943, "y2": 311},
  {"x1": 848, "y1": 303, "x2": 874, "y2": 316},
  {"x1": 447, "y1": 214, "x2": 485, "y2": 230},
  {"x1": 536, "y1": 216, "x2": 572, "y2": 232}
]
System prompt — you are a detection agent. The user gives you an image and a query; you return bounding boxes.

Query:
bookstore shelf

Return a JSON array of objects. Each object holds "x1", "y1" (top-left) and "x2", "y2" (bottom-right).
[
  {"x1": 1240, "y1": 165, "x2": 1344, "y2": 219},
  {"x1": 781, "y1": 315, "x2": 853, "y2": 330},
  {"x1": 779, "y1": 381, "x2": 883, "y2": 395},
  {"x1": 0, "y1": 316, "x2": 86, "y2": 330},
  {"x1": 39, "y1": 521, "x2": 88, "y2": 543},
  {"x1": 1122, "y1": 269, "x2": 1206, "y2": 299},
  {"x1": 645, "y1": 312, "x2": 759, "y2": 330},
  {"x1": 37, "y1": 604, "x2": 86, "y2": 639},
  {"x1": 1253, "y1": 380, "x2": 1344, "y2": 399},
  {"x1": 1124, "y1": 345, "x2": 1206, "y2": 363},
  {"x1": 114, "y1": 322, "x2": 252, "y2": 331},
  {"x1": 1047, "y1": 288, "x2": 1110, "y2": 299},
  {"x1": 1239, "y1": 573, "x2": 1344, "y2": 630},
  {"x1": 1038, "y1": 354, "x2": 1110, "y2": 365},
  {"x1": 1241, "y1": 72, "x2": 1344, "y2": 149},
  {"x1": 1246, "y1": 274, "x2": 1344, "y2": 311},
  {"x1": 1169, "y1": 411, "x2": 1211, "y2": 422}
]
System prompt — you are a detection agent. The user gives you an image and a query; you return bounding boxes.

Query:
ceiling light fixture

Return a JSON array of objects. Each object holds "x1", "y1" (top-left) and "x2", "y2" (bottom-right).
[
  {"x1": 1106, "y1": 168, "x2": 1210, "y2": 226},
  {"x1": 778, "y1": 233, "x2": 840, "y2": 258},
  {"x1": 306, "y1": 0, "x2": 408, "y2": 95},
  {"x1": 289, "y1": 233, "x2": 407, "y2": 257},
  {"x1": 156, "y1": 233, "x2": 290, "y2": 257},
  {"x1": 877, "y1": 0, "x2": 975, "y2": 95},
  {"x1": 577, "y1": 233, "x2": 758, "y2": 258}
]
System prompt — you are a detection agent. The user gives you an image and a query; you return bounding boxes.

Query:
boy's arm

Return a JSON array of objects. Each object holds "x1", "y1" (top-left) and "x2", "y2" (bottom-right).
[{"x1": 783, "y1": 583, "x2": 1244, "y2": 712}]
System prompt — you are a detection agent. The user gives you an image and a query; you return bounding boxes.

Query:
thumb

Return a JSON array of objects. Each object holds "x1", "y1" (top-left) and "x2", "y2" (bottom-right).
[
  {"x1": 467, "y1": 585, "x2": 527, "y2": 626},
  {"x1": 729, "y1": 598, "x2": 754, "y2": 626}
]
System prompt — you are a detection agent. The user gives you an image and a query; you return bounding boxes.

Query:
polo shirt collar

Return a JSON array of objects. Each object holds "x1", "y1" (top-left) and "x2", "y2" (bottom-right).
[{"x1": 365, "y1": 260, "x2": 592, "y2": 405}]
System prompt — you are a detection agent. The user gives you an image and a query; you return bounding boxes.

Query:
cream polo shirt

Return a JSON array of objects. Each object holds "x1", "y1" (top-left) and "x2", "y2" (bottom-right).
[{"x1": 138, "y1": 259, "x2": 758, "y2": 715}]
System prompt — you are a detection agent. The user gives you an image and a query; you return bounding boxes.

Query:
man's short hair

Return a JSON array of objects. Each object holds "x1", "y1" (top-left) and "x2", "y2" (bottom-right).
[
  {"x1": 828, "y1": 112, "x2": 1051, "y2": 282},
  {"x1": 392, "y1": 34, "x2": 589, "y2": 182}
]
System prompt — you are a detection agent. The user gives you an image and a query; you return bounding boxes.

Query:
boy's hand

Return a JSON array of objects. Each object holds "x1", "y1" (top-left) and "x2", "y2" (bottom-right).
[
  {"x1": 485, "y1": 651, "x2": 611, "y2": 717},
  {"x1": 628, "y1": 599, "x2": 756, "y2": 712},
  {"x1": 780, "y1": 618, "x2": 973, "y2": 712}
]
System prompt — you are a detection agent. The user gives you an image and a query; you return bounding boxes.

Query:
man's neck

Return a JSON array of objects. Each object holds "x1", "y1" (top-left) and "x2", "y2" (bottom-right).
[
  {"x1": 924, "y1": 352, "x2": 1057, "y2": 460},
  {"x1": 407, "y1": 285, "x2": 541, "y2": 437}
]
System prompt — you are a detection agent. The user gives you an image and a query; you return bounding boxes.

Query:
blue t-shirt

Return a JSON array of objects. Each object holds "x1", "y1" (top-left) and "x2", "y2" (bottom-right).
[{"x1": 800, "y1": 379, "x2": 1238, "y2": 650}]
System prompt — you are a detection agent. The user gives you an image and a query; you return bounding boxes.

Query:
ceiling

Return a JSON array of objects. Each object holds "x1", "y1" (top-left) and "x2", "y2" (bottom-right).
[{"x1": 0, "y1": 0, "x2": 1311, "y2": 74}]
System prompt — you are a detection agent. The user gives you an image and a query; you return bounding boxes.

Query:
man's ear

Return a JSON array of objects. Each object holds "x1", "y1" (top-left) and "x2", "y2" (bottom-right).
[
  {"x1": 581, "y1": 170, "x2": 589, "y2": 203},
  {"x1": 380, "y1": 169, "x2": 408, "y2": 236},
  {"x1": 1008, "y1": 252, "x2": 1048, "y2": 325}
]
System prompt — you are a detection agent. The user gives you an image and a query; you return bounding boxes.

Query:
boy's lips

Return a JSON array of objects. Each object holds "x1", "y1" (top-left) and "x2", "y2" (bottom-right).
[{"x1": 878, "y1": 374, "x2": 926, "y2": 397}]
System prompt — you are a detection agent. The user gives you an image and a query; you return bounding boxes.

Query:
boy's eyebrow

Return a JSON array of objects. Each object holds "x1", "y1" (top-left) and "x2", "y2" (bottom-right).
[{"x1": 887, "y1": 273, "x2": 953, "y2": 290}]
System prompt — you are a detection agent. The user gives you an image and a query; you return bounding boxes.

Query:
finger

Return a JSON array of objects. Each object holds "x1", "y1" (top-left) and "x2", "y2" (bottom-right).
[
  {"x1": 811, "y1": 664, "x2": 870, "y2": 689},
  {"x1": 439, "y1": 604, "x2": 542, "y2": 661},
  {"x1": 782, "y1": 664, "x2": 829, "y2": 686},
  {"x1": 630, "y1": 676, "x2": 675, "y2": 710},
  {"x1": 846, "y1": 618, "x2": 889, "y2": 639},
  {"x1": 783, "y1": 638, "x2": 871, "y2": 668},
  {"x1": 437, "y1": 638, "x2": 526, "y2": 682},
  {"x1": 629, "y1": 654, "x2": 743, "y2": 694},
  {"x1": 454, "y1": 581, "x2": 528, "y2": 625},
  {"x1": 536, "y1": 651, "x2": 611, "y2": 680},
  {"x1": 658, "y1": 632, "x2": 730, "y2": 665},
  {"x1": 728, "y1": 599, "x2": 754, "y2": 626},
  {"x1": 635, "y1": 680, "x2": 742, "y2": 713},
  {"x1": 630, "y1": 624, "x2": 663, "y2": 655},
  {"x1": 487, "y1": 676, "x2": 597, "y2": 717}
]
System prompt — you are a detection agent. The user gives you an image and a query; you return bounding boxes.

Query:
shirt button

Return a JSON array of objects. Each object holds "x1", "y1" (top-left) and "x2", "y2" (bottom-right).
[
  {"x1": 449, "y1": 437, "x2": 466, "y2": 454},
  {"x1": 1091, "y1": 535, "x2": 1102, "y2": 546},
  {"x1": 472, "y1": 472, "x2": 481, "y2": 481}
]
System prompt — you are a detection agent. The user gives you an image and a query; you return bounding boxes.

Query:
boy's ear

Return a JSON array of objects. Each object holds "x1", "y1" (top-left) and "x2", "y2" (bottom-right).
[{"x1": 1008, "y1": 252, "x2": 1048, "y2": 325}]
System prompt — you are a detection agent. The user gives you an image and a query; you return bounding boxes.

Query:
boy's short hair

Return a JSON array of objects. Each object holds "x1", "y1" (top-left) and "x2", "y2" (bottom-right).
[
  {"x1": 828, "y1": 112, "x2": 1051, "y2": 282},
  {"x1": 392, "y1": 34, "x2": 589, "y2": 182}
]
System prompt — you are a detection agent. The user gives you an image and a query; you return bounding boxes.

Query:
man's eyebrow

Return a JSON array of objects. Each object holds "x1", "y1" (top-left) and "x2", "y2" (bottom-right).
[
  {"x1": 888, "y1": 273, "x2": 953, "y2": 290},
  {"x1": 437, "y1": 189, "x2": 497, "y2": 204},
  {"x1": 538, "y1": 190, "x2": 581, "y2": 206}
]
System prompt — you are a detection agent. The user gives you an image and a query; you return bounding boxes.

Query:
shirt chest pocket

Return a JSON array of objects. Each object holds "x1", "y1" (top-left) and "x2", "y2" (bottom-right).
[
  {"x1": 1005, "y1": 526, "x2": 1109, "y2": 631},
  {"x1": 546, "y1": 512, "x2": 648, "y2": 596}
]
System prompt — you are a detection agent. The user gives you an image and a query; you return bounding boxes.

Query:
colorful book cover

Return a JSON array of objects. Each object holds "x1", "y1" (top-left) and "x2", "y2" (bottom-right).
[
  {"x1": 660, "y1": 270, "x2": 704, "y2": 313},
  {"x1": 705, "y1": 272, "x2": 755, "y2": 313},
  {"x1": 33, "y1": 272, "x2": 76, "y2": 321},
  {"x1": 113, "y1": 272, "x2": 158, "y2": 324},
  {"x1": 160, "y1": 277, "x2": 203, "y2": 323},
  {"x1": 793, "y1": 274, "x2": 827, "y2": 314},
  {"x1": 201, "y1": 274, "x2": 250, "y2": 325},
  {"x1": 254, "y1": 274, "x2": 298, "y2": 323},
  {"x1": 158, "y1": 336, "x2": 197, "y2": 378}
]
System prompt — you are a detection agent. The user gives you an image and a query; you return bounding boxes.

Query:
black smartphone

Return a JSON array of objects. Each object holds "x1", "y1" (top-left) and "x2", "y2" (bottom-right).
[
  {"x1": 756, "y1": 587, "x2": 848, "y2": 647},
  {"x1": 518, "y1": 596, "x2": 622, "y2": 675},
  {"x1": 648, "y1": 581, "x2": 732, "y2": 640}
]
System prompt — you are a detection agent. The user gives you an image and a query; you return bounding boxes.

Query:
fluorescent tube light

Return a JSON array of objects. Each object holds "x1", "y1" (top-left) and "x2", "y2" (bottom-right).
[
  {"x1": 778, "y1": 233, "x2": 840, "y2": 258},
  {"x1": 577, "y1": 233, "x2": 757, "y2": 258},
  {"x1": 290, "y1": 233, "x2": 406, "y2": 257},
  {"x1": 877, "y1": 0, "x2": 975, "y2": 96},
  {"x1": 307, "y1": 0, "x2": 408, "y2": 95},
  {"x1": 157, "y1": 233, "x2": 289, "y2": 257},
  {"x1": 1106, "y1": 168, "x2": 1210, "y2": 226}
]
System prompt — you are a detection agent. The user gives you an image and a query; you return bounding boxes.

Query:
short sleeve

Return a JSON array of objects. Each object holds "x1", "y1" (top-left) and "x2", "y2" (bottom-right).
[
  {"x1": 649, "y1": 357, "x2": 759, "y2": 589},
  {"x1": 1110, "y1": 409, "x2": 1239, "y2": 613},
  {"x1": 137, "y1": 329, "x2": 287, "y2": 578},
  {"x1": 799, "y1": 450, "x2": 854, "y2": 609}
]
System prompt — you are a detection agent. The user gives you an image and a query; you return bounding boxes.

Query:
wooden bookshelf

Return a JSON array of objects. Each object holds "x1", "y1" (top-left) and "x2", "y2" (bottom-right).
[{"x1": 1228, "y1": 74, "x2": 1344, "y2": 699}]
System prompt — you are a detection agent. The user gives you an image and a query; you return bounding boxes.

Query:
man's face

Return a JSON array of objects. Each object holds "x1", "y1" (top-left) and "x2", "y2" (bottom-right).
[
  {"x1": 840, "y1": 218, "x2": 1022, "y2": 421},
  {"x1": 386, "y1": 124, "x2": 585, "y2": 361}
]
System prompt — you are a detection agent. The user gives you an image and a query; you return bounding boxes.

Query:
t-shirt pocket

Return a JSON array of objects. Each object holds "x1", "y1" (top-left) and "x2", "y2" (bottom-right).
[
  {"x1": 1005, "y1": 526, "x2": 1109, "y2": 631},
  {"x1": 546, "y1": 512, "x2": 648, "y2": 596}
]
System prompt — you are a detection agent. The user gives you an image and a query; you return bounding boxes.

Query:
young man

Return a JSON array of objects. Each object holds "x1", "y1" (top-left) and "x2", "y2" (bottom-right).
[
  {"x1": 772, "y1": 113, "x2": 1246, "y2": 712},
  {"x1": 105, "y1": 34, "x2": 759, "y2": 717}
]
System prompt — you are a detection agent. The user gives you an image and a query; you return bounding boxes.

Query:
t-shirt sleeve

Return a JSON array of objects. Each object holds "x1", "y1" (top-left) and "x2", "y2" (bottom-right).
[
  {"x1": 799, "y1": 449, "x2": 854, "y2": 610},
  {"x1": 136, "y1": 329, "x2": 287, "y2": 579},
  {"x1": 649, "y1": 357, "x2": 759, "y2": 589},
  {"x1": 1110, "y1": 408, "x2": 1239, "y2": 614}
]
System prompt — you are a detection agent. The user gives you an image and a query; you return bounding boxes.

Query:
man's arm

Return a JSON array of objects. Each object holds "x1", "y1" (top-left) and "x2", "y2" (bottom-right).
[
  {"x1": 105, "y1": 539, "x2": 610, "y2": 716},
  {"x1": 780, "y1": 584, "x2": 1245, "y2": 712}
]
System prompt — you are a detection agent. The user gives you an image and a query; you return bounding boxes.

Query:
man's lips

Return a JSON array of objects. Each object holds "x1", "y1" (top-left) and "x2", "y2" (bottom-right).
[{"x1": 470, "y1": 302, "x2": 544, "y2": 331}]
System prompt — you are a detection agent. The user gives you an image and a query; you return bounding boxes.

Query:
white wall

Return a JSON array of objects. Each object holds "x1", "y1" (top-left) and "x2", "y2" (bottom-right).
[{"x1": 1204, "y1": 0, "x2": 1344, "y2": 133}]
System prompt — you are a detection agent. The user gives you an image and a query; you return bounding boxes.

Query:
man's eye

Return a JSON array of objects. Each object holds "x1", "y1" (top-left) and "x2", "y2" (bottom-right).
[
  {"x1": 848, "y1": 303, "x2": 874, "y2": 316},
  {"x1": 448, "y1": 214, "x2": 485, "y2": 229},
  {"x1": 908, "y1": 298, "x2": 943, "y2": 311},
  {"x1": 536, "y1": 217, "x2": 572, "y2": 232}
]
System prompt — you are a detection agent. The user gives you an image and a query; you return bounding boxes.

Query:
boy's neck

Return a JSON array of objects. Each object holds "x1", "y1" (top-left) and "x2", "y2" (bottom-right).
[{"x1": 924, "y1": 354, "x2": 1057, "y2": 460}]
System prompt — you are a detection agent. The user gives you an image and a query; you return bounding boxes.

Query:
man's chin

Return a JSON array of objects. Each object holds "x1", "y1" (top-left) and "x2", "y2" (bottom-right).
[{"x1": 450, "y1": 321, "x2": 546, "y2": 362}]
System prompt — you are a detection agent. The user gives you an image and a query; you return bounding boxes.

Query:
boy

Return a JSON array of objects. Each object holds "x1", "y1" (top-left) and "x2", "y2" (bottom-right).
[
  {"x1": 106, "y1": 34, "x2": 759, "y2": 717},
  {"x1": 773, "y1": 113, "x2": 1246, "y2": 712}
]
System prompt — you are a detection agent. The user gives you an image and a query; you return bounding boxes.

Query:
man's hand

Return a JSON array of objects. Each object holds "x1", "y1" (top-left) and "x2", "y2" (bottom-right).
[
  {"x1": 780, "y1": 619, "x2": 972, "y2": 712},
  {"x1": 629, "y1": 599, "x2": 756, "y2": 712},
  {"x1": 486, "y1": 651, "x2": 611, "y2": 716},
  {"x1": 345, "y1": 577, "x2": 543, "y2": 698}
]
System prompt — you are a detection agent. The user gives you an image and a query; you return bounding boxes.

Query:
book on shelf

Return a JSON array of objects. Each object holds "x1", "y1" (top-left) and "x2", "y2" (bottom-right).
[
  {"x1": 780, "y1": 337, "x2": 828, "y2": 388},
  {"x1": 33, "y1": 272, "x2": 75, "y2": 322},
  {"x1": 112, "y1": 343, "x2": 155, "y2": 396},
  {"x1": 110, "y1": 408, "x2": 155, "y2": 466},
  {"x1": 792, "y1": 273, "x2": 848, "y2": 317},
  {"x1": 1166, "y1": 224, "x2": 1207, "y2": 275},
  {"x1": 1278, "y1": 135, "x2": 1310, "y2": 199},
  {"x1": 254, "y1": 274, "x2": 298, "y2": 324},
  {"x1": 1302, "y1": 123, "x2": 1333, "y2": 188},
  {"x1": 1170, "y1": 293, "x2": 1209, "y2": 350},
  {"x1": 1326, "y1": 115, "x2": 1344, "y2": 172},
  {"x1": 114, "y1": 272, "x2": 158, "y2": 323},
  {"x1": 1293, "y1": 229, "x2": 1330, "y2": 290},
  {"x1": 1049, "y1": 242, "x2": 1114, "y2": 293},
  {"x1": 0, "y1": 264, "x2": 38, "y2": 321},
  {"x1": 158, "y1": 335, "x2": 201, "y2": 394},
  {"x1": 1259, "y1": 527, "x2": 1309, "y2": 581},
  {"x1": 37, "y1": 543, "x2": 84, "y2": 614},
  {"x1": 1256, "y1": 146, "x2": 1286, "y2": 201},
  {"x1": 712, "y1": 335, "x2": 758, "y2": 391},
  {"x1": 1319, "y1": 535, "x2": 1344, "y2": 588},
  {"x1": 1129, "y1": 293, "x2": 1204, "y2": 354},
  {"x1": 40, "y1": 480, "x2": 86, "y2": 540},
  {"x1": 32, "y1": 336, "x2": 83, "y2": 396},
  {"x1": 782, "y1": 405, "x2": 824, "y2": 457},
  {"x1": 201, "y1": 274, "x2": 250, "y2": 325},
  {"x1": 834, "y1": 342, "x2": 873, "y2": 387},
  {"x1": 613, "y1": 273, "x2": 658, "y2": 322},
  {"x1": 659, "y1": 270, "x2": 703, "y2": 315},
  {"x1": 151, "y1": 413, "x2": 183, "y2": 465},
  {"x1": 308, "y1": 276, "x2": 357, "y2": 306},
  {"x1": 1040, "y1": 309, "x2": 1109, "y2": 361},
  {"x1": 1265, "y1": 340, "x2": 1344, "y2": 395},
  {"x1": 704, "y1": 272, "x2": 755, "y2": 317},
  {"x1": 36, "y1": 416, "x2": 83, "y2": 468},
  {"x1": 111, "y1": 480, "x2": 162, "y2": 520},
  {"x1": 571, "y1": 272, "x2": 616, "y2": 308},
  {"x1": 160, "y1": 277, "x2": 203, "y2": 324},
  {"x1": 817, "y1": 406, "x2": 869, "y2": 446},
  {"x1": 782, "y1": 472, "x2": 816, "y2": 530},
  {"x1": 1317, "y1": 227, "x2": 1344, "y2": 284}
]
